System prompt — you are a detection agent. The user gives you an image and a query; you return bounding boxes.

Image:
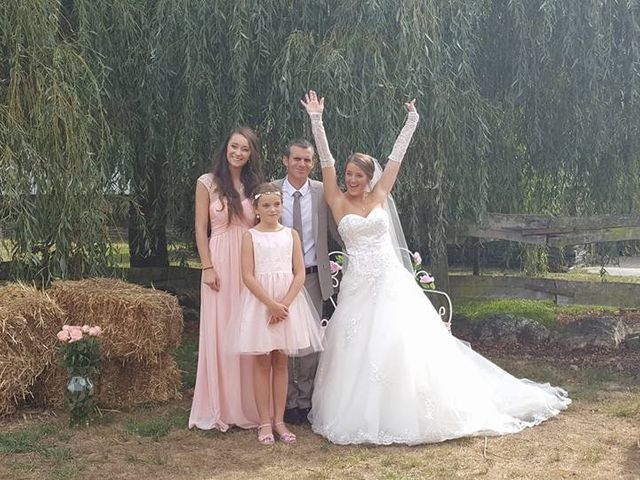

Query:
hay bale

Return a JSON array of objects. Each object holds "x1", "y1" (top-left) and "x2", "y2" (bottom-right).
[
  {"x1": 27, "y1": 366, "x2": 67, "y2": 409},
  {"x1": 0, "y1": 283, "x2": 65, "y2": 416},
  {"x1": 97, "y1": 354, "x2": 182, "y2": 408},
  {"x1": 30, "y1": 353, "x2": 182, "y2": 410},
  {"x1": 49, "y1": 278, "x2": 183, "y2": 361}
]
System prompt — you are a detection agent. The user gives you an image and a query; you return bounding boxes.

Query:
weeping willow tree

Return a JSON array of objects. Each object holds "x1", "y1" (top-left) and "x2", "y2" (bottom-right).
[
  {"x1": 71, "y1": 1, "x2": 172, "y2": 267},
  {"x1": 475, "y1": 0, "x2": 640, "y2": 271},
  {"x1": 0, "y1": 0, "x2": 112, "y2": 284},
  {"x1": 478, "y1": 0, "x2": 640, "y2": 216},
  {"x1": 261, "y1": 1, "x2": 492, "y2": 285},
  {"x1": 152, "y1": 0, "x2": 493, "y2": 285},
  {"x1": 1, "y1": 0, "x2": 639, "y2": 282}
]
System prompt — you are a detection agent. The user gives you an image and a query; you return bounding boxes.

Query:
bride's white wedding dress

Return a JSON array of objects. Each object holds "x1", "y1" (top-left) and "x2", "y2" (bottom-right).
[{"x1": 310, "y1": 207, "x2": 571, "y2": 445}]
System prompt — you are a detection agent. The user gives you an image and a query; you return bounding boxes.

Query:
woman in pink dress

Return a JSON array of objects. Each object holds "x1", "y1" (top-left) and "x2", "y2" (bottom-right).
[
  {"x1": 189, "y1": 127, "x2": 263, "y2": 431},
  {"x1": 237, "y1": 183, "x2": 323, "y2": 444}
]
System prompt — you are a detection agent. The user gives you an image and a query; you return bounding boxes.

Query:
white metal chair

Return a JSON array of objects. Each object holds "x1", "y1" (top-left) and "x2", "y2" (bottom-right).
[{"x1": 327, "y1": 248, "x2": 453, "y2": 332}]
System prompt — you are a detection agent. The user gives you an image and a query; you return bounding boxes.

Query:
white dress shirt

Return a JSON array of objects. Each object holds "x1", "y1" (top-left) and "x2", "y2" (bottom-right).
[{"x1": 281, "y1": 178, "x2": 316, "y2": 267}]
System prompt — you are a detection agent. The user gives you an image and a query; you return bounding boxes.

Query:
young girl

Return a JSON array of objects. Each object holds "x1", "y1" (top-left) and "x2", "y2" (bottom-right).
[{"x1": 237, "y1": 183, "x2": 324, "y2": 445}]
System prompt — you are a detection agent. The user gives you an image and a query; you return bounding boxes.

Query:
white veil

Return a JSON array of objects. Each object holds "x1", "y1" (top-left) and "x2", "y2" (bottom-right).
[{"x1": 369, "y1": 159, "x2": 414, "y2": 273}]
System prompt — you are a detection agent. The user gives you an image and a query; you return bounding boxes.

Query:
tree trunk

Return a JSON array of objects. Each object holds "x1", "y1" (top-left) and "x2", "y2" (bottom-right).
[
  {"x1": 128, "y1": 152, "x2": 169, "y2": 268},
  {"x1": 472, "y1": 239, "x2": 481, "y2": 276}
]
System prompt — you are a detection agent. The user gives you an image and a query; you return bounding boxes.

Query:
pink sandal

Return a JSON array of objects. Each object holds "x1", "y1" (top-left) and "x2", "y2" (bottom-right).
[
  {"x1": 257, "y1": 423, "x2": 274, "y2": 445},
  {"x1": 273, "y1": 422, "x2": 296, "y2": 444}
]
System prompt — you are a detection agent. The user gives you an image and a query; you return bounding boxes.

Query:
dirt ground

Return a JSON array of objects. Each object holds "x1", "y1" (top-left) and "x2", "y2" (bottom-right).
[{"x1": 1, "y1": 355, "x2": 638, "y2": 480}]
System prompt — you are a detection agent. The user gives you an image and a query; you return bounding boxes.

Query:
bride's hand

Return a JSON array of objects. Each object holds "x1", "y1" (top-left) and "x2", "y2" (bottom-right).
[
  {"x1": 301, "y1": 90, "x2": 325, "y2": 115},
  {"x1": 404, "y1": 98, "x2": 417, "y2": 113}
]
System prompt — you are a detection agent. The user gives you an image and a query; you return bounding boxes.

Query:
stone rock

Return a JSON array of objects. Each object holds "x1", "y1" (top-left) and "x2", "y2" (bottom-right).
[
  {"x1": 450, "y1": 315, "x2": 474, "y2": 338},
  {"x1": 558, "y1": 317, "x2": 628, "y2": 350},
  {"x1": 472, "y1": 314, "x2": 551, "y2": 345},
  {"x1": 625, "y1": 334, "x2": 640, "y2": 350}
]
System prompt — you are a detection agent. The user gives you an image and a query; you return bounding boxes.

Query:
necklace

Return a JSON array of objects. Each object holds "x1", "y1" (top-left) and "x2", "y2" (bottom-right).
[{"x1": 358, "y1": 193, "x2": 368, "y2": 212}]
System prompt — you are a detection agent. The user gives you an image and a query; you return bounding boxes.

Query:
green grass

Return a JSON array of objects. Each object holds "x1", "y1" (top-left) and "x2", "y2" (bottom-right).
[
  {"x1": 123, "y1": 453, "x2": 167, "y2": 466},
  {"x1": 45, "y1": 447, "x2": 74, "y2": 462},
  {"x1": 49, "y1": 464, "x2": 81, "y2": 480},
  {"x1": 0, "y1": 239, "x2": 200, "y2": 268},
  {"x1": 0, "y1": 423, "x2": 80, "y2": 479},
  {"x1": 455, "y1": 298, "x2": 618, "y2": 327},
  {"x1": 125, "y1": 408, "x2": 190, "y2": 440},
  {"x1": 108, "y1": 242, "x2": 200, "y2": 268},
  {"x1": 450, "y1": 266, "x2": 640, "y2": 284},
  {"x1": 606, "y1": 399, "x2": 640, "y2": 418},
  {"x1": 0, "y1": 423, "x2": 58, "y2": 454}
]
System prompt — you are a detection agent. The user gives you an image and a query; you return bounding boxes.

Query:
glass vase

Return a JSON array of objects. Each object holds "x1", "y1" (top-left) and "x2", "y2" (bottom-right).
[{"x1": 65, "y1": 374, "x2": 95, "y2": 427}]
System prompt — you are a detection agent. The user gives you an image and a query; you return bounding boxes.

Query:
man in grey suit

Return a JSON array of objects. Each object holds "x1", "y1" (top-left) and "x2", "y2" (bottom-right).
[{"x1": 274, "y1": 139, "x2": 336, "y2": 425}]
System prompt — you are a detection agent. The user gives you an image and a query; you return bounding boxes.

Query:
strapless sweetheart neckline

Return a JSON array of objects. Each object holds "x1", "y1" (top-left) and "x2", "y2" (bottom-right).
[{"x1": 337, "y1": 207, "x2": 383, "y2": 228}]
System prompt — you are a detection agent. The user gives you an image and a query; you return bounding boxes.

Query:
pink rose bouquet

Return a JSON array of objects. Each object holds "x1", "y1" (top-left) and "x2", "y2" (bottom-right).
[
  {"x1": 56, "y1": 324, "x2": 103, "y2": 376},
  {"x1": 56, "y1": 324, "x2": 102, "y2": 426},
  {"x1": 56, "y1": 325, "x2": 102, "y2": 376}
]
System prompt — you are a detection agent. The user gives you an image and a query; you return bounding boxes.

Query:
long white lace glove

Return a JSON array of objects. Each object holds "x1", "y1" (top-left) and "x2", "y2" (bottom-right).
[
  {"x1": 308, "y1": 112, "x2": 336, "y2": 168},
  {"x1": 388, "y1": 111, "x2": 420, "y2": 163}
]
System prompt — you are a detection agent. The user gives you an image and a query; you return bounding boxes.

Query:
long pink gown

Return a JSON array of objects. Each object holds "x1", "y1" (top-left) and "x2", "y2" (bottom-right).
[{"x1": 189, "y1": 173, "x2": 260, "y2": 430}]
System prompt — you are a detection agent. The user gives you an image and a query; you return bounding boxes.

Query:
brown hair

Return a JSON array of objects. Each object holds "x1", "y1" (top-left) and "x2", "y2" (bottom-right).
[
  {"x1": 251, "y1": 182, "x2": 282, "y2": 208},
  {"x1": 211, "y1": 127, "x2": 264, "y2": 223},
  {"x1": 346, "y1": 153, "x2": 375, "y2": 180},
  {"x1": 284, "y1": 139, "x2": 314, "y2": 158}
]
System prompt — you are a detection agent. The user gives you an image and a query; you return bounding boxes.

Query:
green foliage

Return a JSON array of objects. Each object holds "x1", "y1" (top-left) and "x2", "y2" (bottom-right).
[
  {"x1": 59, "y1": 337, "x2": 101, "y2": 377},
  {"x1": 2, "y1": 1, "x2": 639, "y2": 281},
  {"x1": 0, "y1": 0, "x2": 112, "y2": 284},
  {"x1": 523, "y1": 245, "x2": 550, "y2": 276}
]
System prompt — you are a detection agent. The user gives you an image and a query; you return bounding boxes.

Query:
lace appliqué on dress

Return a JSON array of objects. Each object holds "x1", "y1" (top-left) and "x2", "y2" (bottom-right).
[
  {"x1": 344, "y1": 315, "x2": 361, "y2": 344},
  {"x1": 197, "y1": 173, "x2": 217, "y2": 200}
]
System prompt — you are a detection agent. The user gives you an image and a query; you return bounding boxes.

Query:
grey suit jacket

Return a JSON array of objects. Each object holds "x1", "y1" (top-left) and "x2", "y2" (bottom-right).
[{"x1": 274, "y1": 178, "x2": 335, "y2": 301}]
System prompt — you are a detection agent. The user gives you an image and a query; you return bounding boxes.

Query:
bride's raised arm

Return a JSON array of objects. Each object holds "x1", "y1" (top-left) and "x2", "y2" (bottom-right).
[
  {"x1": 373, "y1": 99, "x2": 420, "y2": 198},
  {"x1": 301, "y1": 90, "x2": 341, "y2": 209}
]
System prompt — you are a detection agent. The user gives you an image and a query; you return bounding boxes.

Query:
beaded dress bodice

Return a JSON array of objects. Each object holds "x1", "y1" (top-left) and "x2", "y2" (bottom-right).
[{"x1": 337, "y1": 208, "x2": 400, "y2": 278}]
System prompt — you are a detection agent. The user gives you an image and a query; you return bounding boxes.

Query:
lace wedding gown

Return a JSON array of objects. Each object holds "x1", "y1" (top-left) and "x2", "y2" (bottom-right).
[{"x1": 310, "y1": 207, "x2": 571, "y2": 445}]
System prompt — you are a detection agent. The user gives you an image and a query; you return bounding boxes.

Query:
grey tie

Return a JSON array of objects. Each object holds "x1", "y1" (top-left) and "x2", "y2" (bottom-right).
[{"x1": 292, "y1": 191, "x2": 304, "y2": 251}]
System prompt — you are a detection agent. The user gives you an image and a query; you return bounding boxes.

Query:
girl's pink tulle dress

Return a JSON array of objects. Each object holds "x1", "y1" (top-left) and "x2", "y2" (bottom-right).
[
  {"x1": 189, "y1": 173, "x2": 259, "y2": 431},
  {"x1": 237, "y1": 227, "x2": 324, "y2": 356}
]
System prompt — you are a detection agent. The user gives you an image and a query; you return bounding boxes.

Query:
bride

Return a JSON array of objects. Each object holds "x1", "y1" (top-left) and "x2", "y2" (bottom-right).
[{"x1": 301, "y1": 90, "x2": 571, "y2": 445}]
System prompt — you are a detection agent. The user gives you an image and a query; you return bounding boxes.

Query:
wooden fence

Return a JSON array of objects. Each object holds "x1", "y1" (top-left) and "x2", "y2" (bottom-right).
[
  {"x1": 449, "y1": 275, "x2": 640, "y2": 308},
  {"x1": 465, "y1": 213, "x2": 640, "y2": 247}
]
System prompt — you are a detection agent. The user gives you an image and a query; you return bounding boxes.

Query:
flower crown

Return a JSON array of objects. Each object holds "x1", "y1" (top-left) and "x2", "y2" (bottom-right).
[{"x1": 253, "y1": 191, "x2": 282, "y2": 200}]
